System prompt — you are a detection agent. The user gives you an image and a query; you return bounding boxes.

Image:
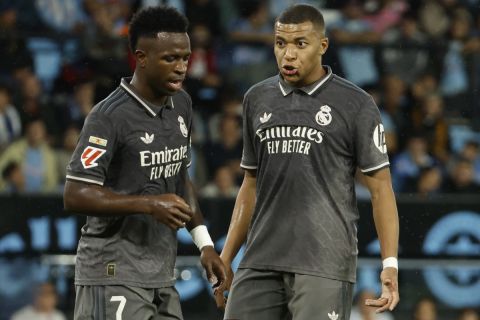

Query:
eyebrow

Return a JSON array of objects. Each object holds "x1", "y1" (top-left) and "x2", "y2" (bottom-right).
[{"x1": 275, "y1": 35, "x2": 308, "y2": 41}]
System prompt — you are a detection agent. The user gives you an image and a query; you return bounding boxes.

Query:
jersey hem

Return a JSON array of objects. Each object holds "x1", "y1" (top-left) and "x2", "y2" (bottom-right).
[
  {"x1": 360, "y1": 161, "x2": 390, "y2": 173},
  {"x1": 66, "y1": 174, "x2": 104, "y2": 186},
  {"x1": 240, "y1": 163, "x2": 257, "y2": 169},
  {"x1": 75, "y1": 278, "x2": 176, "y2": 288},
  {"x1": 238, "y1": 263, "x2": 356, "y2": 283}
]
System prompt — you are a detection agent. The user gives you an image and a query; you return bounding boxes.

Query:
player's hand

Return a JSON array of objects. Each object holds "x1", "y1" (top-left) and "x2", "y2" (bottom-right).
[
  {"x1": 148, "y1": 194, "x2": 193, "y2": 230},
  {"x1": 200, "y1": 246, "x2": 227, "y2": 292},
  {"x1": 213, "y1": 258, "x2": 234, "y2": 310},
  {"x1": 365, "y1": 267, "x2": 399, "y2": 313}
]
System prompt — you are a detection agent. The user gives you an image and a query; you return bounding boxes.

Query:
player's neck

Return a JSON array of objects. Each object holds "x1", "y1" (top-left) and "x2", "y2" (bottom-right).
[
  {"x1": 130, "y1": 74, "x2": 168, "y2": 106},
  {"x1": 299, "y1": 66, "x2": 326, "y2": 88}
]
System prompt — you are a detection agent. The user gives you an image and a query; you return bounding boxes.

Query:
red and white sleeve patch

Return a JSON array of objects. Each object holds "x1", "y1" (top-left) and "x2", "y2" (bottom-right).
[{"x1": 81, "y1": 146, "x2": 106, "y2": 169}]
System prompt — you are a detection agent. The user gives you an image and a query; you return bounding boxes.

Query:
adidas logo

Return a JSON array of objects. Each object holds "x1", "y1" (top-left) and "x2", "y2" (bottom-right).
[
  {"x1": 140, "y1": 132, "x2": 154, "y2": 144},
  {"x1": 328, "y1": 311, "x2": 339, "y2": 320},
  {"x1": 260, "y1": 112, "x2": 272, "y2": 123}
]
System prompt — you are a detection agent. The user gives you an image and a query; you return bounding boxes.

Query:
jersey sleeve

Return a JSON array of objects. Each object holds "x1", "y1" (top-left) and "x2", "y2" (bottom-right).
[
  {"x1": 66, "y1": 111, "x2": 117, "y2": 185},
  {"x1": 354, "y1": 96, "x2": 390, "y2": 173},
  {"x1": 240, "y1": 93, "x2": 257, "y2": 170}
]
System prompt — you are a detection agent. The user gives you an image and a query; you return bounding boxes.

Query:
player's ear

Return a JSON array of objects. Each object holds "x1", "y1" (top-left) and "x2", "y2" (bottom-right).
[
  {"x1": 135, "y1": 49, "x2": 147, "y2": 68},
  {"x1": 319, "y1": 37, "x2": 329, "y2": 56}
]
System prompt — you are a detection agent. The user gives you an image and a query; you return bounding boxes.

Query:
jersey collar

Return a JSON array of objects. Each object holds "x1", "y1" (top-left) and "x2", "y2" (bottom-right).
[
  {"x1": 120, "y1": 78, "x2": 174, "y2": 117},
  {"x1": 278, "y1": 66, "x2": 333, "y2": 96}
]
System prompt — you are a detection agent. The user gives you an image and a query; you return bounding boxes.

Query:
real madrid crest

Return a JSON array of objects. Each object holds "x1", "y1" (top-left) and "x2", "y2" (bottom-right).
[
  {"x1": 315, "y1": 105, "x2": 332, "y2": 126},
  {"x1": 178, "y1": 115, "x2": 188, "y2": 137}
]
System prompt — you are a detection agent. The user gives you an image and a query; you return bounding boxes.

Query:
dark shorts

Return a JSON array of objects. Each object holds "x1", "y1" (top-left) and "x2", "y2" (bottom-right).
[
  {"x1": 224, "y1": 268, "x2": 354, "y2": 320},
  {"x1": 74, "y1": 285, "x2": 183, "y2": 320}
]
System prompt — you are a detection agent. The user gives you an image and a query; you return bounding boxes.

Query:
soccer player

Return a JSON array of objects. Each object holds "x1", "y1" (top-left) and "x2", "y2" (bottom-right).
[
  {"x1": 215, "y1": 4, "x2": 400, "y2": 320},
  {"x1": 63, "y1": 6, "x2": 226, "y2": 320}
]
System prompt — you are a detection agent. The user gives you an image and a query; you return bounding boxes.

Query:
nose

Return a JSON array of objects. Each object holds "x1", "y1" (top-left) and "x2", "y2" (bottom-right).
[
  {"x1": 175, "y1": 60, "x2": 188, "y2": 74},
  {"x1": 284, "y1": 45, "x2": 297, "y2": 61}
]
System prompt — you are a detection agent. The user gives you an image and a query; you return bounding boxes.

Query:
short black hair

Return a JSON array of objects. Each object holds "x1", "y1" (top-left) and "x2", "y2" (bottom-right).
[
  {"x1": 276, "y1": 4, "x2": 325, "y2": 33},
  {"x1": 128, "y1": 6, "x2": 189, "y2": 52}
]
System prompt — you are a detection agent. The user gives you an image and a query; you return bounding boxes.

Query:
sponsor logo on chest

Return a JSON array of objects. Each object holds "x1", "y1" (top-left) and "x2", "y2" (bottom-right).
[{"x1": 255, "y1": 105, "x2": 332, "y2": 155}]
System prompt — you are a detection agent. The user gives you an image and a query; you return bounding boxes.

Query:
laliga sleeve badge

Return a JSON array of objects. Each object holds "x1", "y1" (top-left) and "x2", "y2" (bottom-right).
[
  {"x1": 81, "y1": 146, "x2": 106, "y2": 169},
  {"x1": 178, "y1": 115, "x2": 188, "y2": 137}
]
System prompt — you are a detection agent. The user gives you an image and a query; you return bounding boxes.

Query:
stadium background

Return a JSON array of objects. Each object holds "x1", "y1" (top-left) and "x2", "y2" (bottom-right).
[{"x1": 1, "y1": 0, "x2": 480, "y2": 319}]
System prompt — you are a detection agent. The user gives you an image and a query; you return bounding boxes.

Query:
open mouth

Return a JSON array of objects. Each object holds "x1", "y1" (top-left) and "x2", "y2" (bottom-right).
[
  {"x1": 166, "y1": 79, "x2": 183, "y2": 91},
  {"x1": 282, "y1": 65, "x2": 298, "y2": 76}
]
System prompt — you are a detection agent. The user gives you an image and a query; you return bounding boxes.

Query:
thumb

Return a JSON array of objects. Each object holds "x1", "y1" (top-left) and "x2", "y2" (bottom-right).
[
  {"x1": 214, "y1": 262, "x2": 227, "y2": 283},
  {"x1": 205, "y1": 263, "x2": 214, "y2": 283}
]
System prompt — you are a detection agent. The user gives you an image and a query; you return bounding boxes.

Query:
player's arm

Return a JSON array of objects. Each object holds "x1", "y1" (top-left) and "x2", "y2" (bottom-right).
[
  {"x1": 362, "y1": 167, "x2": 400, "y2": 312},
  {"x1": 63, "y1": 180, "x2": 193, "y2": 230},
  {"x1": 214, "y1": 169, "x2": 257, "y2": 309},
  {"x1": 181, "y1": 171, "x2": 227, "y2": 287}
]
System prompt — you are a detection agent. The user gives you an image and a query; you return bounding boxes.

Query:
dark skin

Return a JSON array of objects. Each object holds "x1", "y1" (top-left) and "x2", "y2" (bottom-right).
[{"x1": 64, "y1": 31, "x2": 226, "y2": 287}]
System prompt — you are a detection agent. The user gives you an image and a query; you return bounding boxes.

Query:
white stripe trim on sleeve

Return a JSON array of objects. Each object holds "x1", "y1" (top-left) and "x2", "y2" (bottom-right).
[
  {"x1": 66, "y1": 175, "x2": 104, "y2": 186},
  {"x1": 240, "y1": 164, "x2": 257, "y2": 169},
  {"x1": 360, "y1": 161, "x2": 390, "y2": 173}
]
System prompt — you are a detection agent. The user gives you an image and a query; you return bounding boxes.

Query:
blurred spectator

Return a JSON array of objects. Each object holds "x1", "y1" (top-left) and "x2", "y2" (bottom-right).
[
  {"x1": 391, "y1": 133, "x2": 437, "y2": 192},
  {"x1": 227, "y1": 0, "x2": 276, "y2": 93},
  {"x1": 382, "y1": 11, "x2": 429, "y2": 84},
  {"x1": 56, "y1": 126, "x2": 80, "y2": 187},
  {"x1": 139, "y1": 0, "x2": 184, "y2": 13},
  {"x1": 350, "y1": 289, "x2": 394, "y2": 320},
  {"x1": 15, "y1": 73, "x2": 58, "y2": 136},
  {"x1": 208, "y1": 97, "x2": 242, "y2": 143},
  {"x1": 410, "y1": 73, "x2": 438, "y2": 107},
  {"x1": 1, "y1": 162, "x2": 25, "y2": 194},
  {"x1": 414, "y1": 166, "x2": 444, "y2": 198},
  {"x1": 456, "y1": 140, "x2": 480, "y2": 184},
  {"x1": 0, "y1": 1, "x2": 34, "y2": 77},
  {"x1": 185, "y1": 23, "x2": 222, "y2": 115},
  {"x1": 381, "y1": 75, "x2": 409, "y2": 143},
  {"x1": 205, "y1": 114, "x2": 243, "y2": 179},
  {"x1": 200, "y1": 165, "x2": 240, "y2": 198},
  {"x1": 0, "y1": 83, "x2": 22, "y2": 150},
  {"x1": 412, "y1": 297, "x2": 437, "y2": 320},
  {"x1": 418, "y1": 0, "x2": 450, "y2": 39},
  {"x1": 411, "y1": 93, "x2": 449, "y2": 162},
  {"x1": 10, "y1": 282, "x2": 66, "y2": 320},
  {"x1": 330, "y1": 0, "x2": 381, "y2": 87},
  {"x1": 57, "y1": 80, "x2": 95, "y2": 133},
  {"x1": 33, "y1": 0, "x2": 87, "y2": 34},
  {"x1": 84, "y1": 0, "x2": 132, "y2": 35},
  {"x1": 185, "y1": 0, "x2": 222, "y2": 38},
  {"x1": 82, "y1": 1, "x2": 131, "y2": 98},
  {"x1": 440, "y1": 8, "x2": 476, "y2": 118},
  {"x1": 0, "y1": 119, "x2": 59, "y2": 193},
  {"x1": 443, "y1": 157, "x2": 480, "y2": 193},
  {"x1": 364, "y1": 0, "x2": 408, "y2": 34},
  {"x1": 457, "y1": 309, "x2": 480, "y2": 320}
]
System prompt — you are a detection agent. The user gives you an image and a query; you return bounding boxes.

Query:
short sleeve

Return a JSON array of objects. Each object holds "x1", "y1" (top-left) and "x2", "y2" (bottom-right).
[
  {"x1": 66, "y1": 112, "x2": 117, "y2": 185},
  {"x1": 240, "y1": 94, "x2": 257, "y2": 170},
  {"x1": 354, "y1": 96, "x2": 390, "y2": 173}
]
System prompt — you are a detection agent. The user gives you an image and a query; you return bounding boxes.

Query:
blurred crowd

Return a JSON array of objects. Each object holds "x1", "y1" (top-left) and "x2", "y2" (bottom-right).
[{"x1": 1, "y1": 0, "x2": 480, "y2": 198}]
